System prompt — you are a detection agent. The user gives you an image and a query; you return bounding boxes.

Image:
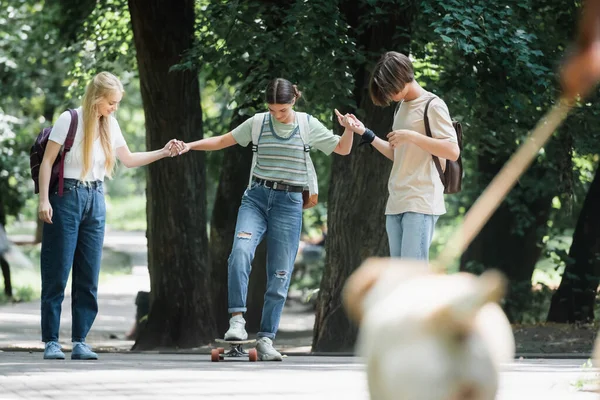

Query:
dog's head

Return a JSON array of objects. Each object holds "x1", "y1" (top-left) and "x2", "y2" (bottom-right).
[{"x1": 343, "y1": 257, "x2": 514, "y2": 400}]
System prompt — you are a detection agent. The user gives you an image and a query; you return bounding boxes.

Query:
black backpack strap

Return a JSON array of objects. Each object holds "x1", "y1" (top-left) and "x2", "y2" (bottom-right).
[{"x1": 423, "y1": 97, "x2": 446, "y2": 187}]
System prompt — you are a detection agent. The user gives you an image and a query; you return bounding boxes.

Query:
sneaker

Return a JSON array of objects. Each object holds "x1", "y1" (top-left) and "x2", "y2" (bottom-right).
[
  {"x1": 43, "y1": 341, "x2": 65, "y2": 360},
  {"x1": 71, "y1": 342, "x2": 98, "y2": 360},
  {"x1": 256, "y1": 337, "x2": 282, "y2": 361},
  {"x1": 224, "y1": 315, "x2": 248, "y2": 341}
]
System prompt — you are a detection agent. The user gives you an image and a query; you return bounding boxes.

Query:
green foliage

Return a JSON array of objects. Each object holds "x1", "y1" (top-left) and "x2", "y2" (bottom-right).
[
  {"x1": 413, "y1": 0, "x2": 599, "y2": 242},
  {"x1": 190, "y1": 0, "x2": 358, "y2": 116},
  {"x1": 68, "y1": 0, "x2": 136, "y2": 95},
  {"x1": 179, "y1": 0, "x2": 364, "y2": 203},
  {"x1": 0, "y1": 0, "x2": 67, "y2": 219}
]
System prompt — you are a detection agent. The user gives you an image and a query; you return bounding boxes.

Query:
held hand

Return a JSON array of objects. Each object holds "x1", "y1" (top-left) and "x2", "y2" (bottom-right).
[
  {"x1": 38, "y1": 200, "x2": 53, "y2": 224},
  {"x1": 163, "y1": 139, "x2": 178, "y2": 157},
  {"x1": 174, "y1": 140, "x2": 189, "y2": 156},
  {"x1": 386, "y1": 130, "x2": 415, "y2": 148},
  {"x1": 334, "y1": 109, "x2": 365, "y2": 134},
  {"x1": 346, "y1": 114, "x2": 365, "y2": 135},
  {"x1": 163, "y1": 139, "x2": 188, "y2": 157}
]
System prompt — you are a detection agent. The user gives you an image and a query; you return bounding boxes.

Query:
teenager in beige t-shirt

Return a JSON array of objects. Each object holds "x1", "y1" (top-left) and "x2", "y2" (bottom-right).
[{"x1": 339, "y1": 51, "x2": 460, "y2": 260}]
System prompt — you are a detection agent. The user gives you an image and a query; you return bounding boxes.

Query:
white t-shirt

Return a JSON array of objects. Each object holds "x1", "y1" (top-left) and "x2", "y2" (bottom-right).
[
  {"x1": 386, "y1": 91, "x2": 457, "y2": 216},
  {"x1": 49, "y1": 107, "x2": 127, "y2": 182}
]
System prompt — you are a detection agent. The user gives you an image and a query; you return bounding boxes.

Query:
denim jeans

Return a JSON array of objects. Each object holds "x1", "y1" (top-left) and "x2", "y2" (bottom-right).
[
  {"x1": 228, "y1": 181, "x2": 303, "y2": 339},
  {"x1": 41, "y1": 179, "x2": 105, "y2": 343},
  {"x1": 386, "y1": 212, "x2": 439, "y2": 260}
]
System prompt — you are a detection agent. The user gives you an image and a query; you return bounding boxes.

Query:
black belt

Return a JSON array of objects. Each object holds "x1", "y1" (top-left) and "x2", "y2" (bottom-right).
[{"x1": 253, "y1": 178, "x2": 304, "y2": 193}]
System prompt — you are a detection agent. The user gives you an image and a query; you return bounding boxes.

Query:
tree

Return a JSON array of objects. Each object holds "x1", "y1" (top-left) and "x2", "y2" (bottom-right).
[
  {"x1": 312, "y1": 0, "x2": 417, "y2": 352},
  {"x1": 547, "y1": 164, "x2": 600, "y2": 322},
  {"x1": 128, "y1": 0, "x2": 217, "y2": 349},
  {"x1": 412, "y1": 0, "x2": 582, "y2": 321}
]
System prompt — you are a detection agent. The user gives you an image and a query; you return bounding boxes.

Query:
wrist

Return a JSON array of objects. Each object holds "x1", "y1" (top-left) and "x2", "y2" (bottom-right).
[
  {"x1": 361, "y1": 128, "x2": 376, "y2": 144},
  {"x1": 357, "y1": 126, "x2": 366, "y2": 135}
]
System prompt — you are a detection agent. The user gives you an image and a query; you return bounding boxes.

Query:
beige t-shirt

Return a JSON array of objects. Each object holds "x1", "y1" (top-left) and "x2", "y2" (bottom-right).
[{"x1": 385, "y1": 91, "x2": 457, "y2": 216}]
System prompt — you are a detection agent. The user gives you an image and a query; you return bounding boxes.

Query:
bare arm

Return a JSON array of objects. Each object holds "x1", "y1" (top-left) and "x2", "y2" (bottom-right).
[
  {"x1": 335, "y1": 110, "x2": 394, "y2": 161},
  {"x1": 370, "y1": 136, "x2": 395, "y2": 161},
  {"x1": 116, "y1": 139, "x2": 176, "y2": 168},
  {"x1": 38, "y1": 140, "x2": 62, "y2": 224},
  {"x1": 182, "y1": 132, "x2": 237, "y2": 153},
  {"x1": 402, "y1": 131, "x2": 460, "y2": 161},
  {"x1": 333, "y1": 128, "x2": 354, "y2": 155}
]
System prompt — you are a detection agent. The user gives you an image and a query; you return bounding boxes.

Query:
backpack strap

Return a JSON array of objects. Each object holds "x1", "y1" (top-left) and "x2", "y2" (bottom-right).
[
  {"x1": 296, "y1": 112, "x2": 318, "y2": 196},
  {"x1": 423, "y1": 98, "x2": 446, "y2": 187},
  {"x1": 248, "y1": 113, "x2": 267, "y2": 189},
  {"x1": 58, "y1": 109, "x2": 78, "y2": 197}
]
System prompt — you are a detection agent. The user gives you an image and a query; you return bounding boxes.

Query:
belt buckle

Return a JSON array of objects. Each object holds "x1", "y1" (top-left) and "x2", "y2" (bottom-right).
[{"x1": 273, "y1": 182, "x2": 278, "y2": 190}]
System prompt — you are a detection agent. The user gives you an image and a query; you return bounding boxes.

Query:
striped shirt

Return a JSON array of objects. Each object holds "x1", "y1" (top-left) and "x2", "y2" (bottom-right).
[{"x1": 253, "y1": 114, "x2": 308, "y2": 186}]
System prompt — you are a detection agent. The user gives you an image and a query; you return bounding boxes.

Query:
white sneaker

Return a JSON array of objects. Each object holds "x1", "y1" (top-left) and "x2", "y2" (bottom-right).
[
  {"x1": 224, "y1": 315, "x2": 248, "y2": 341},
  {"x1": 256, "y1": 337, "x2": 282, "y2": 361}
]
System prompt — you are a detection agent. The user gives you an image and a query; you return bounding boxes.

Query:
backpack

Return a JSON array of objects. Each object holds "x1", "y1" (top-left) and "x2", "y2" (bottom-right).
[
  {"x1": 249, "y1": 112, "x2": 318, "y2": 209},
  {"x1": 30, "y1": 109, "x2": 78, "y2": 197},
  {"x1": 423, "y1": 97, "x2": 463, "y2": 194}
]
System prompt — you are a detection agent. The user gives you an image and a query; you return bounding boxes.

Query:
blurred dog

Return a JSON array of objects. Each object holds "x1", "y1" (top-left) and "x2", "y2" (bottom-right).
[{"x1": 343, "y1": 258, "x2": 515, "y2": 400}]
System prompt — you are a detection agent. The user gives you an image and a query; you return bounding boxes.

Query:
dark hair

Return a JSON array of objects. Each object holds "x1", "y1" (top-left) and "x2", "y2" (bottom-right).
[
  {"x1": 265, "y1": 78, "x2": 302, "y2": 104},
  {"x1": 369, "y1": 52, "x2": 415, "y2": 107}
]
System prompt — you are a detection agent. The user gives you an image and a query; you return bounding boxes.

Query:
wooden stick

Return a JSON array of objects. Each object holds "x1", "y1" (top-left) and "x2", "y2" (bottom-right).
[{"x1": 434, "y1": 99, "x2": 573, "y2": 272}]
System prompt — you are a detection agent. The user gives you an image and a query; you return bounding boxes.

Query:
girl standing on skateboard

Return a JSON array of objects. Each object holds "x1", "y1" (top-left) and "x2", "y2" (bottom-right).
[{"x1": 177, "y1": 78, "x2": 355, "y2": 360}]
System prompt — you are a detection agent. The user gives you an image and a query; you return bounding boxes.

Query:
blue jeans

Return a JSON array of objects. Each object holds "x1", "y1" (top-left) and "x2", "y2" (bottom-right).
[
  {"x1": 41, "y1": 179, "x2": 105, "y2": 343},
  {"x1": 386, "y1": 212, "x2": 439, "y2": 260},
  {"x1": 228, "y1": 181, "x2": 303, "y2": 339}
]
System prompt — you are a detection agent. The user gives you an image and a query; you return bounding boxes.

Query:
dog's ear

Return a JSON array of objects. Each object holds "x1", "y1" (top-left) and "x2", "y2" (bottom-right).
[
  {"x1": 343, "y1": 257, "x2": 431, "y2": 324},
  {"x1": 342, "y1": 257, "x2": 393, "y2": 324},
  {"x1": 425, "y1": 270, "x2": 507, "y2": 334}
]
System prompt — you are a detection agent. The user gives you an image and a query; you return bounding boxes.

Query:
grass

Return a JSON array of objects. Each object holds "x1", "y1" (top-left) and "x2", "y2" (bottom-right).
[
  {"x1": 0, "y1": 245, "x2": 133, "y2": 305},
  {"x1": 105, "y1": 194, "x2": 147, "y2": 231}
]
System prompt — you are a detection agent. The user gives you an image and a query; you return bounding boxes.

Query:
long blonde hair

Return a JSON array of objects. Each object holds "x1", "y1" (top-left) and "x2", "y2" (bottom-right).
[{"x1": 80, "y1": 72, "x2": 124, "y2": 180}]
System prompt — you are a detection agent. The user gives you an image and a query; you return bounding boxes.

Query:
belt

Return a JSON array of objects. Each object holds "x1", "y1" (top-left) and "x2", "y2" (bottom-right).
[
  {"x1": 253, "y1": 178, "x2": 304, "y2": 193},
  {"x1": 62, "y1": 178, "x2": 103, "y2": 189}
]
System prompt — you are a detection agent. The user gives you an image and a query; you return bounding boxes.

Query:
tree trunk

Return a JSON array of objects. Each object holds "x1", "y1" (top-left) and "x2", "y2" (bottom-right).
[
  {"x1": 0, "y1": 196, "x2": 11, "y2": 298},
  {"x1": 460, "y1": 186, "x2": 553, "y2": 322},
  {"x1": 312, "y1": 2, "x2": 416, "y2": 352},
  {"x1": 461, "y1": 132, "x2": 571, "y2": 322},
  {"x1": 547, "y1": 165, "x2": 600, "y2": 323},
  {"x1": 128, "y1": 0, "x2": 217, "y2": 349}
]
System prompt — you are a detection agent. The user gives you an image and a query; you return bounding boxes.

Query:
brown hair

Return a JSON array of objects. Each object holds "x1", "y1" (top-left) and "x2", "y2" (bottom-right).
[
  {"x1": 369, "y1": 52, "x2": 414, "y2": 107},
  {"x1": 265, "y1": 78, "x2": 302, "y2": 104}
]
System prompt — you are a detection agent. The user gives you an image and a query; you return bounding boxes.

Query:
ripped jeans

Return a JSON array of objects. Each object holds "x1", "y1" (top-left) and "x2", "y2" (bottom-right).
[{"x1": 227, "y1": 181, "x2": 303, "y2": 339}]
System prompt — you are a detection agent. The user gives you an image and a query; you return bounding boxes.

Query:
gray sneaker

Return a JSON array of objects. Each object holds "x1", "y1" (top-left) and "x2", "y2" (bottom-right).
[
  {"x1": 256, "y1": 337, "x2": 282, "y2": 361},
  {"x1": 224, "y1": 315, "x2": 248, "y2": 341}
]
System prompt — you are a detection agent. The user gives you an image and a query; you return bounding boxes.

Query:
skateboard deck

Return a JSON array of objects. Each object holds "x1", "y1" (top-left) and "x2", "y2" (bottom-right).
[{"x1": 211, "y1": 338, "x2": 258, "y2": 362}]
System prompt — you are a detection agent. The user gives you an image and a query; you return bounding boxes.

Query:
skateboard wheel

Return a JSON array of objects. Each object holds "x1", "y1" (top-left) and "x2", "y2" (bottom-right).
[
  {"x1": 248, "y1": 348, "x2": 258, "y2": 362},
  {"x1": 211, "y1": 349, "x2": 220, "y2": 362},
  {"x1": 217, "y1": 347, "x2": 225, "y2": 354}
]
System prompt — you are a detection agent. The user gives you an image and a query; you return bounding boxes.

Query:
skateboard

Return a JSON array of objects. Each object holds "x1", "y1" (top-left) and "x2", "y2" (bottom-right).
[{"x1": 211, "y1": 339, "x2": 258, "y2": 362}]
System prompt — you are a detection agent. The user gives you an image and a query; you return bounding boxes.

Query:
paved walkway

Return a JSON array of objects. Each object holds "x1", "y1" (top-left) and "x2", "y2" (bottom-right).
[
  {"x1": 2, "y1": 230, "x2": 600, "y2": 399},
  {"x1": 0, "y1": 353, "x2": 598, "y2": 399},
  {"x1": 0, "y1": 229, "x2": 314, "y2": 352}
]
